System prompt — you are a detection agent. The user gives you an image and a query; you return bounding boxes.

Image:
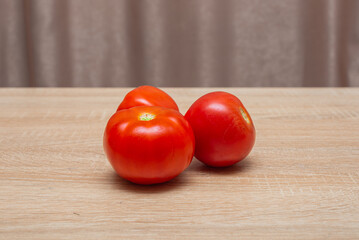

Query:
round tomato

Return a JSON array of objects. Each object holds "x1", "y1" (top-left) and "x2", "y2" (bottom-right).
[
  {"x1": 104, "y1": 106, "x2": 195, "y2": 184},
  {"x1": 185, "y1": 92, "x2": 255, "y2": 167},
  {"x1": 117, "y1": 85, "x2": 179, "y2": 111}
]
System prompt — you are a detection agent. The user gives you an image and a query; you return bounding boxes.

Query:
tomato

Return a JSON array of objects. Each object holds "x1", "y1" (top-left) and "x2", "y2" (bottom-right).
[
  {"x1": 103, "y1": 106, "x2": 195, "y2": 184},
  {"x1": 185, "y1": 92, "x2": 255, "y2": 167},
  {"x1": 117, "y1": 85, "x2": 179, "y2": 111}
]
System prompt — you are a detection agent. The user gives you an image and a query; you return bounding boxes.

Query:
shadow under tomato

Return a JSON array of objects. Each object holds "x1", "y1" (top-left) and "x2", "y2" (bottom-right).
[
  {"x1": 110, "y1": 171, "x2": 189, "y2": 194},
  {"x1": 191, "y1": 157, "x2": 254, "y2": 175}
]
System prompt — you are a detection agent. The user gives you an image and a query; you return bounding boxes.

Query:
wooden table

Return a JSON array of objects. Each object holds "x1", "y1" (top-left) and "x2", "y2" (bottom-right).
[{"x1": 1, "y1": 88, "x2": 359, "y2": 239}]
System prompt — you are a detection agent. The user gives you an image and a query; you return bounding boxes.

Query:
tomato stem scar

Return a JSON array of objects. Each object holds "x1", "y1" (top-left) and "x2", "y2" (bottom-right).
[
  {"x1": 240, "y1": 107, "x2": 250, "y2": 124},
  {"x1": 139, "y1": 113, "x2": 156, "y2": 121}
]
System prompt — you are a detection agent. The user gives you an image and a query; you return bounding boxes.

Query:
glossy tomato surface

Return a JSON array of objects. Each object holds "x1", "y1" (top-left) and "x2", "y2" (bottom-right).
[
  {"x1": 117, "y1": 85, "x2": 179, "y2": 111},
  {"x1": 104, "y1": 106, "x2": 195, "y2": 184},
  {"x1": 185, "y1": 92, "x2": 255, "y2": 167}
]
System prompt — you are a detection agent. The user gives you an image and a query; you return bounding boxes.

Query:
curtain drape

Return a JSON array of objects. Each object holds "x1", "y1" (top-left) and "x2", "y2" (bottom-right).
[{"x1": 0, "y1": 0, "x2": 358, "y2": 87}]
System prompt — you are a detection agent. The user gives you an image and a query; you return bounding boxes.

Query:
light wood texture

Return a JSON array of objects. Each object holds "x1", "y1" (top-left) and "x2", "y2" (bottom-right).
[{"x1": 1, "y1": 88, "x2": 359, "y2": 239}]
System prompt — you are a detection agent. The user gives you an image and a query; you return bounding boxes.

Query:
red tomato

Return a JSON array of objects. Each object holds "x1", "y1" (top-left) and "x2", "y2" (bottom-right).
[
  {"x1": 117, "y1": 85, "x2": 179, "y2": 111},
  {"x1": 185, "y1": 92, "x2": 255, "y2": 167},
  {"x1": 104, "y1": 106, "x2": 195, "y2": 184}
]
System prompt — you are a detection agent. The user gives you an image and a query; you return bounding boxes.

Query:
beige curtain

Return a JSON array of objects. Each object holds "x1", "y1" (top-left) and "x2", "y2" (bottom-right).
[{"x1": 0, "y1": 0, "x2": 358, "y2": 87}]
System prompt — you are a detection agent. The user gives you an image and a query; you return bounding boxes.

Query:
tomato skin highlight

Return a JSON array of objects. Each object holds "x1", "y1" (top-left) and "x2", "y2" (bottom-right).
[
  {"x1": 104, "y1": 106, "x2": 195, "y2": 185},
  {"x1": 117, "y1": 86, "x2": 179, "y2": 111},
  {"x1": 185, "y1": 92, "x2": 256, "y2": 167}
]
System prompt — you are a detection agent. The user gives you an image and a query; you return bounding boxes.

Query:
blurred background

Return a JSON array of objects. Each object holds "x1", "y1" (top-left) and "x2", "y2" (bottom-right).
[{"x1": 0, "y1": 0, "x2": 358, "y2": 87}]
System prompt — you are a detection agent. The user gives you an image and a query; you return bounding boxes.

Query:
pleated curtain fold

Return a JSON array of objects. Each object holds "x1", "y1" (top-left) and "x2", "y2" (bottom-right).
[{"x1": 0, "y1": 0, "x2": 358, "y2": 87}]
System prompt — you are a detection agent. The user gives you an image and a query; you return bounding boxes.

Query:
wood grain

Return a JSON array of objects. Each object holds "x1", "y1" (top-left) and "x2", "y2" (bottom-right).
[{"x1": 0, "y1": 88, "x2": 359, "y2": 239}]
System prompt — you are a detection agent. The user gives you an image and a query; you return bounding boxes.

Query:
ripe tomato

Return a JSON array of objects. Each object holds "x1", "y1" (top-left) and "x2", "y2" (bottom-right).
[
  {"x1": 185, "y1": 92, "x2": 255, "y2": 167},
  {"x1": 104, "y1": 106, "x2": 195, "y2": 184},
  {"x1": 117, "y1": 85, "x2": 179, "y2": 111}
]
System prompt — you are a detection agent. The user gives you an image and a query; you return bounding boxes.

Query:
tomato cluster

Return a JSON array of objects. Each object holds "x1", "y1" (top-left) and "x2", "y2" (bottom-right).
[{"x1": 103, "y1": 86, "x2": 255, "y2": 185}]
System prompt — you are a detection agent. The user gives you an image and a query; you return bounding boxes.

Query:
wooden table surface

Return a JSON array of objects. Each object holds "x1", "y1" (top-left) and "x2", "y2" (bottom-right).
[{"x1": 1, "y1": 88, "x2": 359, "y2": 239}]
